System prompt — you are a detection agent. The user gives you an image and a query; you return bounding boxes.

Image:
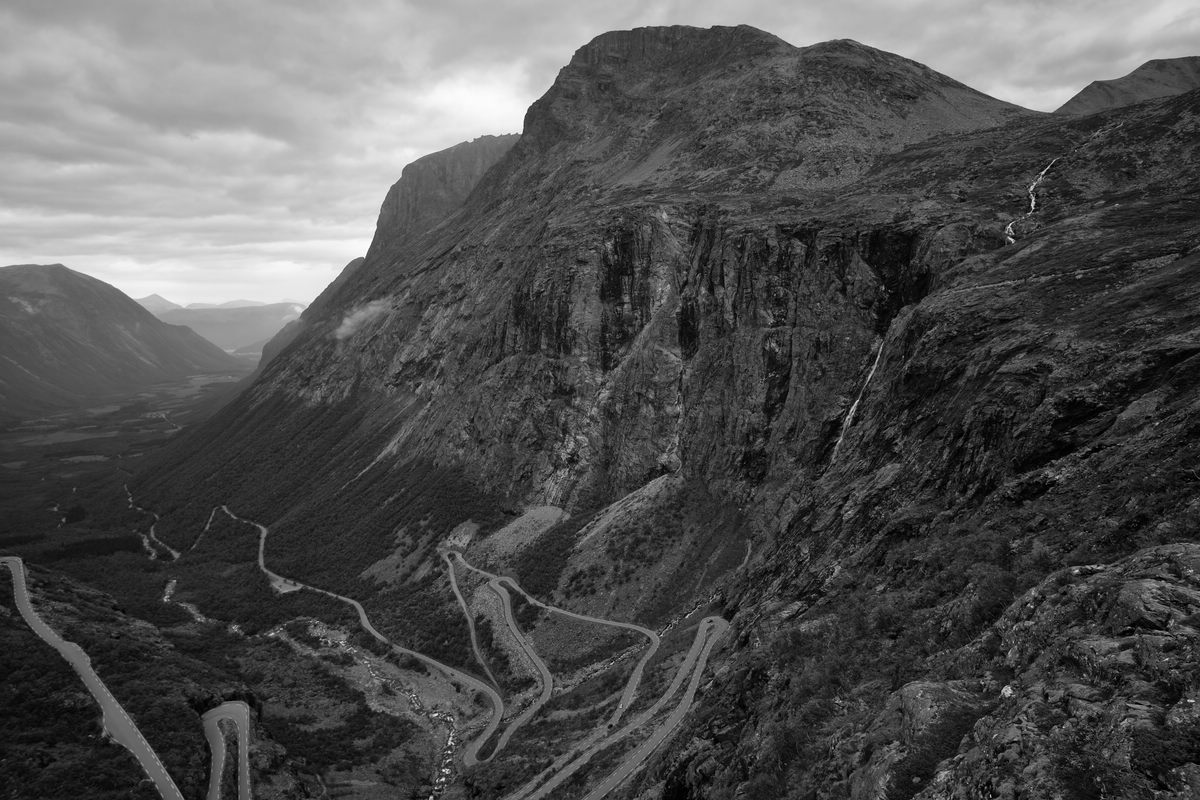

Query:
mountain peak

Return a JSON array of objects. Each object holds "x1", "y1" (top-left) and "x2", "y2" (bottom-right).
[
  {"x1": 513, "y1": 28, "x2": 1025, "y2": 194},
  {"x1": 1057, "y1": 55, "x2": 1200, "y2": 114},
  {"x1": 568, "y1": 24, "x2": 793, "y2": 69},
  {"x1": 136, "y1": 293, "x2": 182, "y2": 314}
]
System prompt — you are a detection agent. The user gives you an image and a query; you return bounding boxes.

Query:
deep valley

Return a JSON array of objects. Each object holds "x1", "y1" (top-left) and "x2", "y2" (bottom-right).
[{"x1": 3, "y1": 23, "x2": 1200, "y2": 800}]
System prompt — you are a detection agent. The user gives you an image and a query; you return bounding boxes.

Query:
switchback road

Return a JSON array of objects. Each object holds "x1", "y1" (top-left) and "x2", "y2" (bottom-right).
[
  {"x1": 450, "y1": 552, "x2": 659, "y2": 729},
  {"x1": 442, "y1": 551, "x2": 500, "y2": 688},
  {"x1": 202, "y1": 701, "x2": 252, "y2": 800},
  {"x1": 2, "y1": 556, "x2": 185, "y2": 800},
  {"x1": 217, "y1": 507, "x2": 504, "y2": 767},
  {"x1": 507, "y1": 616, "x2": 725, "y2": 800}
]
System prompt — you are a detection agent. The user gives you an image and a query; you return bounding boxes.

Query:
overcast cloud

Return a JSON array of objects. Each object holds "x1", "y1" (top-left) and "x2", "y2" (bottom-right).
[{"x1": 1, "y1": 0, "x2": 1196, "y2": 304}]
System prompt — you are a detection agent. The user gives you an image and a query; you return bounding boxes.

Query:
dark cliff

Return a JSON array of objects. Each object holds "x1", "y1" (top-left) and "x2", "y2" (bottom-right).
[
  {"x1": 136, "y1": 26, "x2": 1200, "y2": 800},
  {"x1": 370, "y1": 133, "x2": 520, "y2": 256},
  {"x1": 253, "y1": 134, "x2": 518, "y2": 371}
]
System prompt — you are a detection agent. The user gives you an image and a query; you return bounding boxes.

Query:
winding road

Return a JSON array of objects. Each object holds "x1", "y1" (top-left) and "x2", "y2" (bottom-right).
[
  {"x1": 450, "y1": 552, "x2": 660, "y2": 730},
  {"x1": 506, "y1": 616, "x2": 728, "y2": 800},
  {"x1": 125, "y1": 485, "x2": 181, "y2": 560},
  {"x1": 442, "y1": 551, "x2": 500, "y2": 688},
  {"x1": 216, "y1": 507, "x2": 505, "y2": 767},
  {"x1": 445, "y1": 552, "x2": 728, "y2": 800},
  {"x1": 2, "y1": 556, "x2": 185, "y2": 800},
  {"x1": 202, "y1": 701, "x2": 252, "y2": 800},
  {"x1": 9, "y1": 481, "x2": 730, "y2": 800},
  {"x1": 480, "y1": 571, "x2": 555, "y2": 757},
  {"x1": 579, "y1": 617, "x2": 728, "y2": 800}
]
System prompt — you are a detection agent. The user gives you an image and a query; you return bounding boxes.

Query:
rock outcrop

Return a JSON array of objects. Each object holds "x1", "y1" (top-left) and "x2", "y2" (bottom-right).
[{"x1": 370, "y1": 133, "x2": 520, "y2": 255}]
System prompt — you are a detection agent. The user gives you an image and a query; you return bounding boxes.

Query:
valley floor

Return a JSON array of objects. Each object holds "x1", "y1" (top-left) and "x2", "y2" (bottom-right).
[{"x1": 0, "y1": 376, "x2": 734, "y2": 800}]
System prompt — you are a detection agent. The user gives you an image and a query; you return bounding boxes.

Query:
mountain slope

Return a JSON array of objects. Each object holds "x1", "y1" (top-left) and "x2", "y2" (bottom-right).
[
  {"x1": 0, "y1": 265, "x2": 242, "y2": 421},
  {"x1": 132, "y1": 27, "x2": 1200, "y2": 800},
  {"x1": 1057, "y1": 55, "x2": 1200, "y2": 114}
]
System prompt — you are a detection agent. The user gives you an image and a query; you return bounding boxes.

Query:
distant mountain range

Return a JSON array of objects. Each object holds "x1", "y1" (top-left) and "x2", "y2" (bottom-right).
[
  {"x1": 0, "y1": 264, "x2": 244, "y2": 421},
  {"x1": 136, "y1": 295, "x2": 301, "y2": 312},
  {"x1": 135, "y1": 293, "x2": 182, "y2": 314},
  {"x1": 148, "y1": 302, "x2": 306, "y2": 353},
  {"x1": 182, "y1": 299, "x2": 268, "y2": 309}
]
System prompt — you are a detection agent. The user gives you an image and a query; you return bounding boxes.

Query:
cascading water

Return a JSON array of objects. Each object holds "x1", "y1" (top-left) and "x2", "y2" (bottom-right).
[
  {"x1": 831, "y1": 340, "x2": 886, "y2": 463},
  {"x1": 1004, "y1": 158, "x2": 1059, "y2": 244}
]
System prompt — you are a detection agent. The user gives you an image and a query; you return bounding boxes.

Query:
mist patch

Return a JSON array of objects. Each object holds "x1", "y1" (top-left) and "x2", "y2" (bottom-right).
[{"x1": 334, "y1": 298, "x2": 391, "y2": 340}]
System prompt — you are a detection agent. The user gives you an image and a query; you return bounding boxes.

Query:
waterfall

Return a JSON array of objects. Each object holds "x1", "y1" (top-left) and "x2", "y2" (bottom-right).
[
  {"x1": 1004, "y1": 157, "x2": 1059, "y2": 244},
  {"x1": 831, "y1": 339, "x2": 885, "y2": 462}
]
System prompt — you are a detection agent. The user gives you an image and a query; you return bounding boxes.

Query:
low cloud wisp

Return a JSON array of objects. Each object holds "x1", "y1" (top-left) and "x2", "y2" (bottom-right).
[{"x1": 334, "y1": 298, "x2": 391, "y2": 341}]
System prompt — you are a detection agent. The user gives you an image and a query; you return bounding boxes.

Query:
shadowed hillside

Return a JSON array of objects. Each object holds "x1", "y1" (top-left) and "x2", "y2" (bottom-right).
[{"x1": 0, "y1": 264, "x2": 245, "y2": 422}]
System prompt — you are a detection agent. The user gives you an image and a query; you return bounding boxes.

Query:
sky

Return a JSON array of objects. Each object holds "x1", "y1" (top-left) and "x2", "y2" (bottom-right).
[{"x1": 1, "y1": 1, "x2": 1196, "y2": 305}]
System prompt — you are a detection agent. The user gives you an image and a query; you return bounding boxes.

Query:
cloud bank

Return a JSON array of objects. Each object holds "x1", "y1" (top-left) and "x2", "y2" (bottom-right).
[{"x1": 1, "y1": 1, "x2": 1195, "y2": 303}]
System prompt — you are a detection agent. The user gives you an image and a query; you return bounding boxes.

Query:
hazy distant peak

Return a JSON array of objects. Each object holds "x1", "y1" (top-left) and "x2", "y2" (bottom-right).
[{"x1": 135, "y1": 293, "x2": 182, "y2": 314}]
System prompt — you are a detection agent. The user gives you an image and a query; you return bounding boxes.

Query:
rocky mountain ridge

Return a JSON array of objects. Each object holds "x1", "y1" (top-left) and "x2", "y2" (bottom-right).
[
  {"x1": 134, "y1": 26, "x2": 1200, "y2": 800},
  {"x1": 1057, "y1": 55, "x2": 1200, "y2": 115}
]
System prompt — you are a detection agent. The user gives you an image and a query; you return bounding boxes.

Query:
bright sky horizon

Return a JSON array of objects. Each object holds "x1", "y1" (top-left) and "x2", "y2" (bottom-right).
[{"x1": 2, "y1": 1, "x2": 1197, "y2": 305}]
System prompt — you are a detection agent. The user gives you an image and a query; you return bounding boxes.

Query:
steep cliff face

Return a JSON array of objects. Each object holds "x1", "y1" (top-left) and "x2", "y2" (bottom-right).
[
  {"x1": 208, "y1": 25, "x2": 1031, "y2": 510},
  {"x1": 1057, "y1": 56, "x2": 1200, "y2": 115},
  {"x1": 650, "y1": 89, "x2": 1200, "y2": 800},
  {"x1": 253, "y1": 135, "x2": 518, "y2": 372},
  {"x1": 135, "y1": 27, "x2": 1200, "y2": 800},
  {"x1": 370, "y1": 134, "x2": 520, "y2": 255}
]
